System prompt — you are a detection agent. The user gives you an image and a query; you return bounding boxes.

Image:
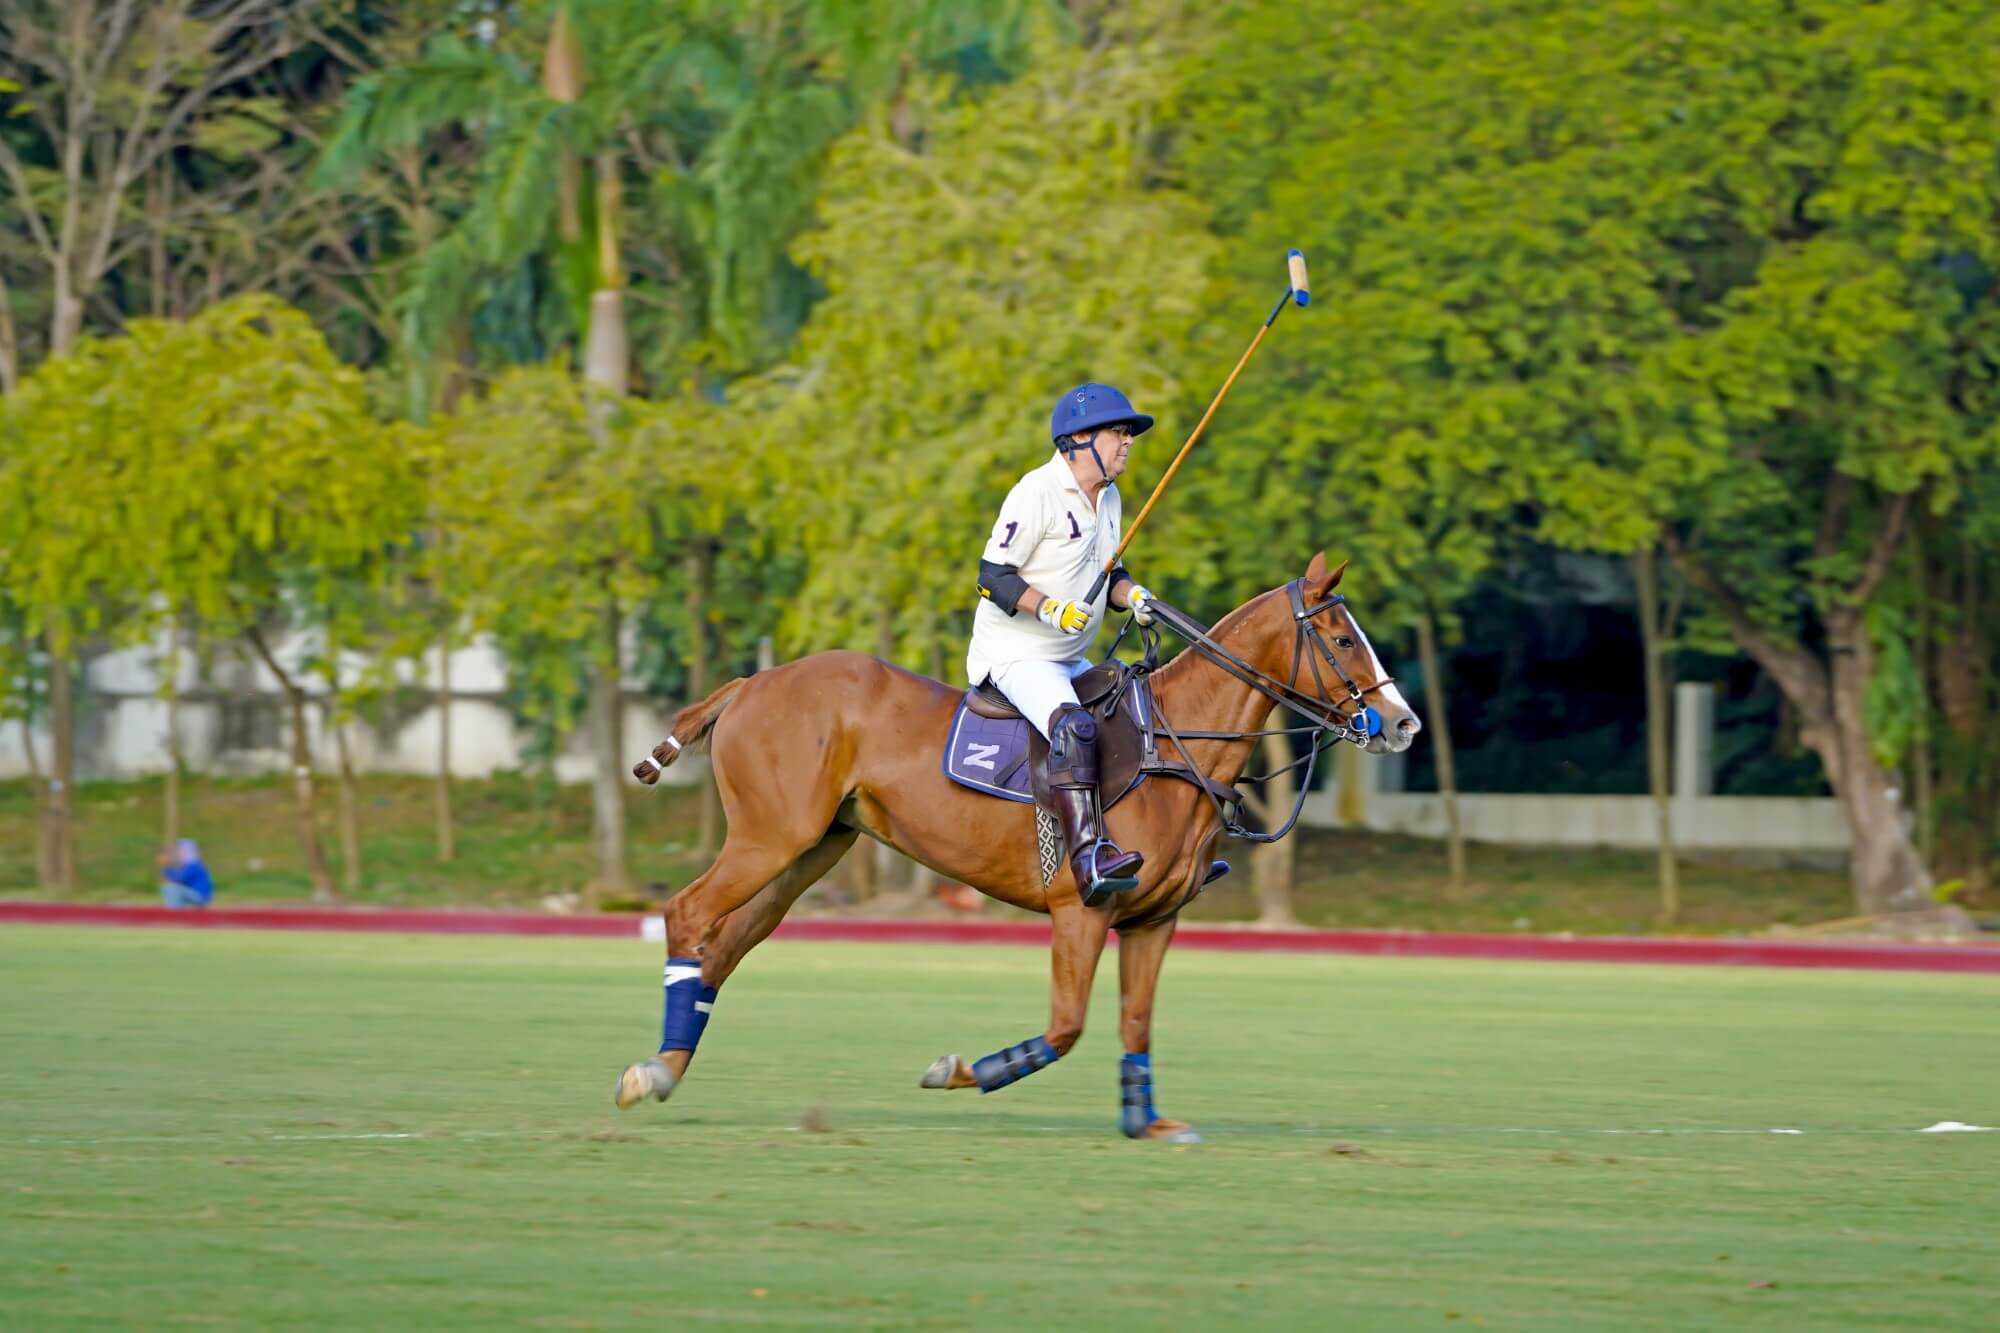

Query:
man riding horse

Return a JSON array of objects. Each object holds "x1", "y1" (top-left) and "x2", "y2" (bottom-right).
[
  {"x1": 972, "y1": 382, "x2": 1192, "y2": 905},
  {"x1": 617, "y1": 327, "x2": 1422, "y2": 1140}
]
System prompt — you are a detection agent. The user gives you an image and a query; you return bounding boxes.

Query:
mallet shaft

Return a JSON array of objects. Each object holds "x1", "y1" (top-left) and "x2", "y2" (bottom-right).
[
  {"x1": 1099, "y1": 322, "x2": 1271, "y2": 583},
  {"x1": 1084, "y1": 249, "x2": 1309, "y2": 606}
]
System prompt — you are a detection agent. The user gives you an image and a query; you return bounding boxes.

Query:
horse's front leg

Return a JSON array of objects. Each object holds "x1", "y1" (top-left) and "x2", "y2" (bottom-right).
[
  {"x1": 1114, "y1": 916, "x2": 1201, "y2": 1144},
  {"x1": 919, "y1": 901, "x2": 1107, "y2": 1093}
]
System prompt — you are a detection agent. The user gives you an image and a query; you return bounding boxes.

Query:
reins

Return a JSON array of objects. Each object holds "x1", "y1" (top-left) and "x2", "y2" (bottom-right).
[{"x1": 1109, "y1": 581, "x2": 1395, "y2": 844}]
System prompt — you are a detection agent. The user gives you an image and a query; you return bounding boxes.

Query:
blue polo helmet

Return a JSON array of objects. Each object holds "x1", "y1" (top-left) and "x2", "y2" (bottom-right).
[{"x1": 1050, "y1": 383, "x2": 1154, "y2": 446}]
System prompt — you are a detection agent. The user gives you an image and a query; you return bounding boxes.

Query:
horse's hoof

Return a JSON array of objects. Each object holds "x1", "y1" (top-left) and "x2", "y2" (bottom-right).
[
  {"x1": 1145, "y1": 1121, "x2": 1203, "y2": 1145},
  {"x1": 918, "y1": 1054, "x2": 961, "y2": 1089},
  {"x1": 615, "y1": 1057, "x2": 676, "y2": 1109}
]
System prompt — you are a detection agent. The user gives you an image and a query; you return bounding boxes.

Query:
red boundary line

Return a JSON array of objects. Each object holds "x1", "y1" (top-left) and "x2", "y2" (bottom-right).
[{"x1": 2, "y1": 901, "x2": 1996, "y2": 974}]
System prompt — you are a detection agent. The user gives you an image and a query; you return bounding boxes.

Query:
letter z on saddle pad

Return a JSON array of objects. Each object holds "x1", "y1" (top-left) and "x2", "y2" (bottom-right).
[{"x1": 940, "y1": 703, "x2": 1036, "y2": 803}]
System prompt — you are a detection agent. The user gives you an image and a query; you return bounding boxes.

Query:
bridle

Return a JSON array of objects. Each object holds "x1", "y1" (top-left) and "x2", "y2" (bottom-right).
[
  {"x1": 1110, "y1": 579, "x2": 1399, "y2": 846},
  {"x1": 1140, "y1": 579, "x2": 1396, "y2": 744}
]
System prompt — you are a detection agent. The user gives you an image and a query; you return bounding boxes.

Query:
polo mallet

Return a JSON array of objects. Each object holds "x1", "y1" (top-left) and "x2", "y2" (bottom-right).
[{"x1": 1085, "y1": 249, "x2": 1310, "y2": 605}]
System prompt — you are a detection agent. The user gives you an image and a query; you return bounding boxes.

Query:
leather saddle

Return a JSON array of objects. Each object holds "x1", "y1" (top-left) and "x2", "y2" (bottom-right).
[{"x1": 951, "y1": 662, "x2": 1150, "y2": 811}]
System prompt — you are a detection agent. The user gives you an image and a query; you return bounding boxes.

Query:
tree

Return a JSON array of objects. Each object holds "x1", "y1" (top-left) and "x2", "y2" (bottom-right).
[
  {"x1": 0, "y1": 0, "x2": 320, "y2": 364},
  {"x1": 0, "y1": 316, "x2": 171, "y2": 885},
  {"x1": 1626, "y1": 0, "x2": 2000, "y2": 916},
  {"x1": 744, "y1": 19, "x2": 1218, "y2": 672},
  {"x1": 0, "y1": 591, "x2": 54, "y2": 883},
  {"x1": 1173, "y1": 0, "x2": 2000, "y2": 915},
  {"x1": 1918, "y1": 479, "x2": 1999, "y2": 901},
  {"x1": 1632, "y1": 546, "x2": 1684, "y2": 920},
  {"x1": 0, "y1": 0, "x2": 330, "y2": 882},
  {"x1": 136, "y1": 295, "x2": 419, "y2": 901},
  {"x1": 432, "y1": 366, "x2": 678, "y2": 892}
]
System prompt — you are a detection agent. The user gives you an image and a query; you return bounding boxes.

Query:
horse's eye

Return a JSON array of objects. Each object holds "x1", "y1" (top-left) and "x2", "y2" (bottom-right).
[{"x1": 1335, "y1": 636, "x2": 1355, "y2": 650}]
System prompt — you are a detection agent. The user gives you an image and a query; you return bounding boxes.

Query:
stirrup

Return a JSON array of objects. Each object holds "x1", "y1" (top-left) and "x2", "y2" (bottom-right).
[{"x1": 1076, "y1": 840, "x2": 1142, "y2": 908}]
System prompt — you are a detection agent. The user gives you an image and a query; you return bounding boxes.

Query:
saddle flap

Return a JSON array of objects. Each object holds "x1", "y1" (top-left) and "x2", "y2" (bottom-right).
[{"x1": 1027, "y1": 678, "x2": 1151, "y2": 811}]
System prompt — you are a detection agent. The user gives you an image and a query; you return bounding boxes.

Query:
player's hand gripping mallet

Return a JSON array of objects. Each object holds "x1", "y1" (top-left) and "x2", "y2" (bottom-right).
[{"x1": 1086, "y1": 249, "x2": 1311, "y2": 605}]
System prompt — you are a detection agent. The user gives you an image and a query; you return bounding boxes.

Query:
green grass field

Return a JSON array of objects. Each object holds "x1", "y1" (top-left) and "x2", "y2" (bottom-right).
[{"x1": 2, "y1": 928, "x2": 1994, "y2": 1329}]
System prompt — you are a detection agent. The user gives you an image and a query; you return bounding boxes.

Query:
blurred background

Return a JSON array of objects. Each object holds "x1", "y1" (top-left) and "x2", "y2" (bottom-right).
[{"x1": 1, "y1": 0, "x2": 1993, "y2": 932}]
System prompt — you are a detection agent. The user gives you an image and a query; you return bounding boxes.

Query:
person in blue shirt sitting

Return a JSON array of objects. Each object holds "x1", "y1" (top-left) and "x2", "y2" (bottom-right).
[{"x1": 157, "y1": 838, "x2": 215, "y2": 909}]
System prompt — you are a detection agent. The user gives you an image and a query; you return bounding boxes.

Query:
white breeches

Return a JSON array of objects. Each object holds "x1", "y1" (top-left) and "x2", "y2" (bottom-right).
[{"x1": 986, "y1": 657, "x2": 1095, "y2": 740}]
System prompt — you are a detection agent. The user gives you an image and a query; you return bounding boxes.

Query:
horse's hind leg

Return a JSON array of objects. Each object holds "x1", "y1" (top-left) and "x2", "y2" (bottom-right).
[
  {"x1": 704, "y1": 827, "x2": 859, "y2": 985},
  {"x1": 1113, "y1": 917, "x2": 1201, "y2": 1144},
  {"x1": 919, "y1": 902, "x2": 1107, "y2": 1095},
  {"x1": 615, "y1": 828, "x2": 856, "y2": 1111}
]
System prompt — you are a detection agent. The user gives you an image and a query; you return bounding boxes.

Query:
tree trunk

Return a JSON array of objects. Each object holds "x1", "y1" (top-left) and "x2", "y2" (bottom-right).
[
  {"x1": 45, "y1": 636, "x2": 77, "y2": 890},
  {"x1": 51, "y1": 279, "x2": 83, "y2": 359},
  {"x1": 586, "y1": 149, "x2": 629, "y2": 397},
  {"x1": 0, "y1": 266, "x2": 19, "y2": 394},
  {"x1": 331, "y1": 711, "x2": 363, "y2": 896},
  {"x1": 1634, "y1": 546, "x2": 1680, "y2": 922},
  {"x1": 327, "y1": 654, "x2": 363, "y2": 897},
  {"x1": 686, "y1": 540, "x2": 721, "y2": 859},
  {"x1": 1822, "y1": 607, "x2": 1931, "y2": 915},
  {"x1": 1930, "y1": 533, "x2": 1992, "y2": 900},
  {"x1": 164, "y1": 614, "x2": 183, "y2": 847},
  {"x1": 1414, "y1": 608, "x2": 1466, "y2": 890},
  {"x1": 846, "y1": 834, "x2": 880, "y2": 901},
  {"x1": 1669, "y1": 524, "x2": 1934, "y2": 916},
  {"x1": 1334, "y1": 742, "x2": 1365, "y2": 826},
  {"x1": 434, "y1": 631, "x2": 456, "y2": 863},
  {"x1": 1248, "y1": 720, "x2": 1298, "y2": 927},
  {"x1": 20, "y1": 718, "x2": 57, "y2": 888},
  {"x1": 246, "y1": 627, "x2": 336, "y2": 903},
  {"x1": 585, "y1": 289, "x2": 629, "y2": 400},
  {"x1": 1908, "y1": 532, "x2": 1934, "y2": 867},
  {"x1": 588, "y1": 603, "x2": 629, "y2": 893}
]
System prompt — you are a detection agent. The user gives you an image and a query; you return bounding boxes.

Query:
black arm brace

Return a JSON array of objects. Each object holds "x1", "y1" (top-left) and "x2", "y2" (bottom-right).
[
  {"x1": 977, "y1": 560, "x2": 1032, "y2": 617},
  {"x1": 1107, "y1": 565, "x2": 1134, "y2": 605}
]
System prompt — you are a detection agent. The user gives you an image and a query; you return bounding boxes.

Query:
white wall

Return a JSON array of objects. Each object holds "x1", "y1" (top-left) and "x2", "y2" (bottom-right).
[
  {"x1": 5, "y1": 648, "x2": 1858, "y2": 855},
  {"x1": 1297, "y1": 682, "x2": 1853, "y2": 855},
  {"x1": 0, "y1": 628, "x2": 705, "y2": 787},
  {"x1": 1300, "y1": 788, "x2": 1849, "y2": 852}
]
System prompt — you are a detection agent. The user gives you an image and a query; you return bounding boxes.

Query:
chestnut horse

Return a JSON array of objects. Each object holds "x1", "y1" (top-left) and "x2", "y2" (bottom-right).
[{"x1": 617, "y1": 551, "x2": 1420, "y2": 1141}]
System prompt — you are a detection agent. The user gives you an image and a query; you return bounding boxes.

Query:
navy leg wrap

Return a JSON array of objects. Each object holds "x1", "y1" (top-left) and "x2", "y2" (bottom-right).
[
  {"x1": 1121, "y1": 1052, "x2": 1159, "y2": 1137},
  {"x1": 971, "y1": 1035, "x2": 1059, "y2": 1093},
  {"x1": 658, "y1": 957, "x2": 719, "y2": 1058}
]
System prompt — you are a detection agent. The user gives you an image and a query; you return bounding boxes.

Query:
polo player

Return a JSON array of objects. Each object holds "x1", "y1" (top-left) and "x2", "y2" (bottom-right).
[{"x1": 970, "y1": 383, "x2": 1162, "y2": 905}]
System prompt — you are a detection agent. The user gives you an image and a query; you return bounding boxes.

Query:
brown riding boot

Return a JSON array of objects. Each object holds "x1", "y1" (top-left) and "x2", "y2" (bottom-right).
[{"x1": 1046, "y1": 704, "x2": 1143, "y2": 907}]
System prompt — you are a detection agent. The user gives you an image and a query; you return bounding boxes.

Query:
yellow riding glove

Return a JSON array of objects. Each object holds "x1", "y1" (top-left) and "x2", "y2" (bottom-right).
[
  {"x1": 1127, "y1": 585, "x2": 1156, "y2": 626},
  {"x1": 1036, "y1": 597, "x2": 1092, "y2": 635}
]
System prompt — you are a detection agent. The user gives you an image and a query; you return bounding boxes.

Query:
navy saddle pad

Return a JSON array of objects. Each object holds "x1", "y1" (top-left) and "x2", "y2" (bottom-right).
[{"x1": 940, "y1": 700, "x2": 1035, "y2": 803}]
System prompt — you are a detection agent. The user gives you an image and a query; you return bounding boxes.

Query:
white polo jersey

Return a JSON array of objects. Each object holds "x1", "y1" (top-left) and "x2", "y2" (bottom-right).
[{"x1": 966, "y1": 450, "x2": 1122, "y2": 685}]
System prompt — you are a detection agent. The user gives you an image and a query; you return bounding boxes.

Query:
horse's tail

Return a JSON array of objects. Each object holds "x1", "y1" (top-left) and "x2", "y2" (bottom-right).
[{"x1": 631, "y1": 677, "x2": 750, "y2": 785}]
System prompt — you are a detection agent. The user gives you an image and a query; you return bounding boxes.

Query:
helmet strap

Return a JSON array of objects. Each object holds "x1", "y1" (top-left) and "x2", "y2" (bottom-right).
[{"x1": 1060, "y1": 430, "x2": 1112, "y2": 490}]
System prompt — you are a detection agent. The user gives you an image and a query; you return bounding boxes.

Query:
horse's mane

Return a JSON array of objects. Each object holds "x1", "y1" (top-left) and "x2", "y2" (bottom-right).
[{"x1": 1147, "y1": 583, "x2": 1288, "y2": 699}]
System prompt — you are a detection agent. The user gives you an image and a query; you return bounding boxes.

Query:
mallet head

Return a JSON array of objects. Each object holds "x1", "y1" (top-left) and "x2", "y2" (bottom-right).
[{"x1": 1288, "y1": 249, "x2": 1310, "y2": 307}]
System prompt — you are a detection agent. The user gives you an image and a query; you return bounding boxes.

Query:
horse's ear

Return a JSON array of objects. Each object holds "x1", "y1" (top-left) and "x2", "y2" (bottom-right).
[{"x1": 1304, "y1": 552, "x2": 1347, "y2": 596}]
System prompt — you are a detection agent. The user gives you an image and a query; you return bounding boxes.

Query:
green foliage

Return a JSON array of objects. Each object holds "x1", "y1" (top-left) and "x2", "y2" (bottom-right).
[
  {"x1": 1170, "y1": 0, "x2": 1999, "y2": 621},
  {"x1": 428, "y1": 366, "x2": 686, "y2": 729},
  {"x1": 0, "y1": 294, "x2": 417, "y2": 662},
  {"x1": 742, "y1": 24, "x2": 1217, "y2": 671}
]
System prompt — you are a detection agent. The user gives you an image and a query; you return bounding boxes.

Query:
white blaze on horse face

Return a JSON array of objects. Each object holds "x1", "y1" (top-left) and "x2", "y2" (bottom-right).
[{"x1": 1347, "y1": 610, "x2": 1413, "y2": 718}]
